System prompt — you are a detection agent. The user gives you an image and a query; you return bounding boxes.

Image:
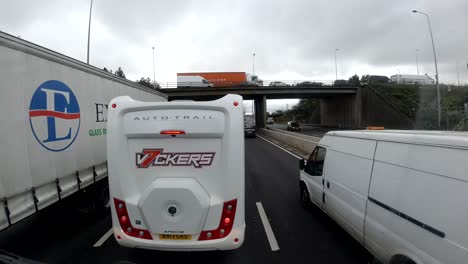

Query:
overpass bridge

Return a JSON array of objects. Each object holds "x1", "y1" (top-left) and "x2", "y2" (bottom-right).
[
  {"x1": 160, "y1": 85, "x2": 357, "y2": 100},
  {"x1": 161, "y1": 85, "x2": 360, "y2": 129},
  {"x1": 160, "y1": 85, "x2": 413, "y2": 129}
]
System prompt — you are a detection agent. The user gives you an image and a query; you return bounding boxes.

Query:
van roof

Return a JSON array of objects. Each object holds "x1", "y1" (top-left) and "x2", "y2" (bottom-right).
[{"x1": 326, "y1": 130, "x2": 468, "y2": 149}]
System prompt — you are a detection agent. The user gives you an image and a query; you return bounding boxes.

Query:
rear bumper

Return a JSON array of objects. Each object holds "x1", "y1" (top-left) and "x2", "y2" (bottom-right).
[
  {"x1": 244, "y1": 129, "x2": 256, "y2": 137},
  {"x1": 113, "y1": 224, "x2": 246, "y2": 251}
]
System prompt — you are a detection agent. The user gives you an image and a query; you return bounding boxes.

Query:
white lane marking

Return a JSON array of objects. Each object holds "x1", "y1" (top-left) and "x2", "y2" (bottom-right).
[
  {"x1": 257, "y1": 134, "x2": 303, "y2": 160},
  {"x1": 256, "y1": 202, "x2": 280, "y2": 251},
  {"x1": 93, "y1": 228, "x2": 114, "y2": 247}
]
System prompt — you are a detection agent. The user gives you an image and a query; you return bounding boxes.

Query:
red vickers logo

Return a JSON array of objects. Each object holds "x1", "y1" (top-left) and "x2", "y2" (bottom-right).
[{"x1": 136, "y1": 149, "x2": 215, "y2": 168}]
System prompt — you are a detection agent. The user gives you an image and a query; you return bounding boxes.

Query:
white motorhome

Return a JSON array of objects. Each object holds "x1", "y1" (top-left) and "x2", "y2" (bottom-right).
[
  {"x1": 107, "y1": 94, "x2": 245, "y2": 251},
  {"x1": 177, "y1": 76, "x2": 214, "y2": 88},
  {"x1": 299, "y1": 130, "x2": 468, "y2": 263}
]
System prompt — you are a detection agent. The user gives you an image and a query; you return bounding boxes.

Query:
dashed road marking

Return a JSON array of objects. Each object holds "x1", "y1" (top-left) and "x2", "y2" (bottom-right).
[
  {"x1": 93, "y1": 228, "x2": 113, "y2": 247},
  {"x1": 256, "y1": 202, "x2": 280, "y2": 251},
  {"x1": 257, "y1": 134, "x2": 304, "y2": 159}
]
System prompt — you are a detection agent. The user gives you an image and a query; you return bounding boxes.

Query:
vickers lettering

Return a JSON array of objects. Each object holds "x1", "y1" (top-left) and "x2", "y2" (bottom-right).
[
  {"x1": 136, "y1": 149, "x2": 215, "y2": 168},
  {"x1": 133, "y1": 115, "x2": 215, "y2": 121}
]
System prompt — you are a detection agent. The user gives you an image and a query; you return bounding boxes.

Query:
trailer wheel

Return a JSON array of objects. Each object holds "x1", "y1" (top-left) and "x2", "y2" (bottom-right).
[{"x1": 96, "y1": 182, "x2": 110, "y2": 216}]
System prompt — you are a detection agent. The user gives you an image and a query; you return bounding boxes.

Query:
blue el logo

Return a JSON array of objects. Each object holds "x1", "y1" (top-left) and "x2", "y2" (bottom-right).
[{"x1": 29, "y1": 80, "x2": 81, "y2": 152}]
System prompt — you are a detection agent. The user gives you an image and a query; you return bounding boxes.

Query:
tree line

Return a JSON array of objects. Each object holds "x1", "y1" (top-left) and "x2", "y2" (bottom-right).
[{"x1": 103, "y1": 66, "x2": 160, "y2": 90}]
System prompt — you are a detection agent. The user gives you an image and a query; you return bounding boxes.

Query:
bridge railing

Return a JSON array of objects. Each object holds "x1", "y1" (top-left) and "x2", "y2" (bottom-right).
[{"x1": 157, "y1": 80, "x2": 336, "y2": 89}]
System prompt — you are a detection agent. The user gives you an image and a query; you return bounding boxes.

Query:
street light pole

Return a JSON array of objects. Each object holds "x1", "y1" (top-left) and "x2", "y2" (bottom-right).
[
  {"x1": 413, "y1": 10, "x2": 441, "y2": 129},
  {"x1": 87, "y1": 0, "x2": 93, "y2": 64},
  {"x1": 252, "y1": 53, "x2": 255, "y2": 75},
  {"x1": 152, "y1": 46, "x2": 156, "y2": 83},
  {"x1": 456, "y1": 61, "x2": 460, "y2": 86},
  {"x1": 416, "y1": 49, "x2": 419, "y2": 75},
  {"x1": 334, "y1": 48, "x2": 339, "y2": 80}
]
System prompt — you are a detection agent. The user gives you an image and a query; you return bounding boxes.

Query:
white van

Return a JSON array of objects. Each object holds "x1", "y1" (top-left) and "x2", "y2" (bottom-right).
[
  {"x1": 107, "y1": 94, "x2": 245, "y2": 251},
  {"x1": 244, "y1": 114, "x2": 256, "y2": 137},
  {"x1": 177, "y1": 76, "x2": 214, "y2": 88},
  {"x1": 299, "y1": 130, "x2": 468, "y2": 263}
]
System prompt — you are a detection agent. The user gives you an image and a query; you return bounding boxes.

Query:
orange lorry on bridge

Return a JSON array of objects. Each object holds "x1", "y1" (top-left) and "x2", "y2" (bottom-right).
[{"x1": 177, "y1": 72, "x2": 262, "y2": 87}]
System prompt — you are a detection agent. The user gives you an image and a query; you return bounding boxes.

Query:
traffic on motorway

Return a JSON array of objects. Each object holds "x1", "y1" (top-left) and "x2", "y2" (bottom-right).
[{"x1": 2, "y1": 1, "x2": 468, "y2": 264}]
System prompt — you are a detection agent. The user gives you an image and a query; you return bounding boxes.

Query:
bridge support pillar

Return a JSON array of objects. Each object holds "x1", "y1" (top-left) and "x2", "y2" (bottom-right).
[
  {"x1": 320, "y1": 93, "x2": 361, "y2": 128},
  {"x1": 254, "y1": 96, "x2": 267, "y2": 129}
]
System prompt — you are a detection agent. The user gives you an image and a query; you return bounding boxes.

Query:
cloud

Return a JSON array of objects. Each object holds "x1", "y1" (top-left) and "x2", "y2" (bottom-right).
[{"x1": 1, "y1": 0, "x2": 467, "y2": 85}]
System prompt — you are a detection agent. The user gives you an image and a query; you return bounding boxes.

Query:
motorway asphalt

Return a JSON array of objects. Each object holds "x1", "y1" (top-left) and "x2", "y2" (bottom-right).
[
  {"x1": 269, "y1": 123, "x2": 332, "y2": 138},
  {"x1": 0, "y1": 138, "x2": 370, "y2": 264}
]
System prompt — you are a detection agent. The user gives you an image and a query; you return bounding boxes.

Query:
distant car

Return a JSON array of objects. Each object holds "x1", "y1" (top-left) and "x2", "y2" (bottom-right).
[
  {"x1": 239, "y1": 81, "x2": 259, "y2": 87},
  {"x1": 269, "y1": 81, "x2": 289, "y2": 87},
  {"x1": 267, "y1": 117, "x2": 274, "y2": 124},
  {"x1": 333, "y1": 79, "x2": 349, "y2": 86},
  {"x1": 297, "y1": 81, "x2": 323, "y2": 87},
  {"x1": 287, "y1": 121, "x2": 301, "y2": 131},
  {"x1": 368, "y1": 75, "x2": 390, "y2": 84},
  {"x1": 244, "y1": 114, "x2": 256, "y2": 137}
]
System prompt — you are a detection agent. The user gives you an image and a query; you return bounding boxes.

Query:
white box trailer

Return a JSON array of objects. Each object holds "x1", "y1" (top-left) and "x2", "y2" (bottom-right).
[{"x1": 0, "y1": 31, "x2": 167, "y2": 231}]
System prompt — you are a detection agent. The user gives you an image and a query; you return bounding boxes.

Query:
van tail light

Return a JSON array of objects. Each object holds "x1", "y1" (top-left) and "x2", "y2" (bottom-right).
[
  {"x1": 198, "y1": 199, "x2": 237, "y2": 241},
  {"x1": 113, "y1": 198, "x2": 152, "y2": 240}
]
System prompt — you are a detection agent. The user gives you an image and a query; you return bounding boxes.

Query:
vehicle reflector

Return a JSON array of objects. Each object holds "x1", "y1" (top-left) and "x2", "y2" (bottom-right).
[
  {"x1": 233, "y1": 101, "x2": 239, "y2": 106},
  {"x1": 112, "y1": 103, "x2": 117, "y2": 108},
  {"x1": 198, "y1": 199, "x2": 237, "y2": 241},
  {"x1": 160, "y1": 130, "x2": 186, "y2": 135},
  {"x1": 366, "y1": 126, "x2": 385, "y2": 130},
  {"x1": 113, "y1": 198, "x2": 152, "y2": 240}
]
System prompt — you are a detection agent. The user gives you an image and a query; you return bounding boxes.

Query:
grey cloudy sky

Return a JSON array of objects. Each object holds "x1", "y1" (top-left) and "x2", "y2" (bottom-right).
[{"x1": 2, "y1": 0, "x2": 468, "y2": 111}]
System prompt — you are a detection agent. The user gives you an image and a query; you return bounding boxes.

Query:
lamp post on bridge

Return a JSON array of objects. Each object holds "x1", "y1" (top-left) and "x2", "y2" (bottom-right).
[
  {"x1": 252, "y1": 52, "x2": 256, "y2": 75},
  {"x1": 412, "y1": 10, "x2": 441, "y2": 129},
  {"x1": 416, "y1": 49, "x2": 420, "y2": 75},
  {"x1": 334, "y1": 48, "x2": 339, "y2": 81},
  {"x1": 152, "y1": 46, "x2": 156, "y2": 83}
]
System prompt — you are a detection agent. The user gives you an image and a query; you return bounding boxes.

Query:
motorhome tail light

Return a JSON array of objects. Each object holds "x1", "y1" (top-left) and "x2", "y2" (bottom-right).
[
  {"x1": 233, "y1": 101, "x2": 239, "y2": 106},
  {"x1": 111, "y1": 103, "x2": 117, "y2": 108},
  {"x1": 113, "y1": 198, "x2": 152, "y2": 240},
  {"x1": 198, "y1": 199, "x2": 237, "y2": 241},
  {"x1": 160, "y1": 130, "x2": 186, "y2": 135}
]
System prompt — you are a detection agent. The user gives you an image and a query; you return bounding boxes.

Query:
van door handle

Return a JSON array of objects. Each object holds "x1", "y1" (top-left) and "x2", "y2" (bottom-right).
[
  {"x1": 322, "y1": 192, "x2": 326, "y2": 203},
  {"x1": 327, "y1": 182, "x2": 330, "y2": 189},
  {"x1": 322, "y1": 179, "x2": 324, "y2": 185}
]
